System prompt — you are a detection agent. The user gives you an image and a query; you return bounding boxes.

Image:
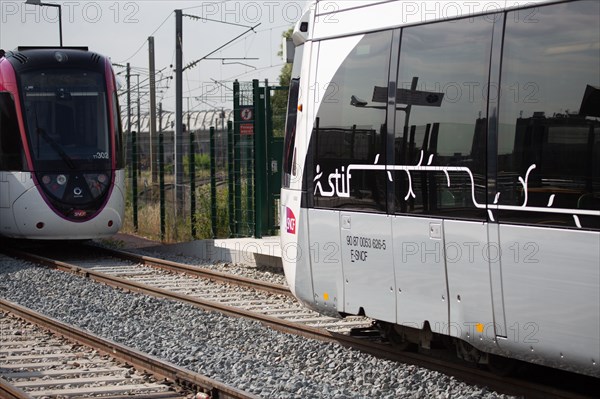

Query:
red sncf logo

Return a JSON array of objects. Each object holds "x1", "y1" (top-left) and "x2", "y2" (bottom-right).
[{"x1": 286, "y1": 207, "x2": 296, "y2": 234}]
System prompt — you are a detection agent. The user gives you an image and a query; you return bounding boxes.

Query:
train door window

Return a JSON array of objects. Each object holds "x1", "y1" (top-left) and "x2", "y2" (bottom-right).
[
  {"x1": 497, "y1": 0, "x2": 600, "y2": 230},
  {"x1": 0, "y1": 92, "x2": 24, "y2": 170},
  {"x1": 308, "y1": 31, "x2": 393, "y2": 212},
  {"x1": 393, "y1": 15, "x2": 495, "y2": 220}
]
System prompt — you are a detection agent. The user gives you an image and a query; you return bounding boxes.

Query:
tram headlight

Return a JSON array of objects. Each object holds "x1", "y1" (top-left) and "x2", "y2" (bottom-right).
[
  {"x1": 84, "y1": 173, "x2": 109, "y2": 199},
  {"x1": 38, "y1": 174, "x2": 68, "y2": 198}
]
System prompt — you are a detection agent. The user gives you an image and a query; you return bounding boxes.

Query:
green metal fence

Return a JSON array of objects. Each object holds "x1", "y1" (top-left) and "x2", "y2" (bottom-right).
[{"x1": 125, "y1": 79, "x2": 287, "y2": 242}]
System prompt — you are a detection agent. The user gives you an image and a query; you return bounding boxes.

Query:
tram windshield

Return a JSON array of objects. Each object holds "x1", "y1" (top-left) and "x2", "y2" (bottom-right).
[{"x1": 20, "y1": 69, "x2": 110, "y2": 170}]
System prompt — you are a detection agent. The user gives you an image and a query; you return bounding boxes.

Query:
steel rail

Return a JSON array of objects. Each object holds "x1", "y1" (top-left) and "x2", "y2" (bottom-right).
[
  {"x1": 0, "y1": 298, "x2": 258, "y2": 399},
  {"x1": 3, "y1": 247, "x2": 337, "y2": 341},
  {"x1": 93, "y1": 245, "x2": 291, "y2": 296},
  {"x1": 3, "y1": 248, "x2": 594, "y2": 399},
  {"x1": 0, "y1": 378, "x2": 32, "y2": 399}
]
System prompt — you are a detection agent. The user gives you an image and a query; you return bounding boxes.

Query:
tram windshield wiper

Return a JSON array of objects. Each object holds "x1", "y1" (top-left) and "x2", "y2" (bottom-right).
[{"x1": 36, "y1": 127, "x2": 77, "y2": 170}]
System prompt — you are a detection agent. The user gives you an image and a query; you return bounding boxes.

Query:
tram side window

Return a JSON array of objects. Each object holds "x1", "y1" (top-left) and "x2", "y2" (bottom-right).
[
  {"x1": 283, "y1": 44, "x2": 304, "y2": 189},
  {"x1": 283, "y1": 77, "x2": 300, "y2": 188},
  {"x1": 497, "y1": 1, "x2": 600, "y2": 230},
  {"x1": 308, "y1": 31, "x2": 392, "y2": 212},
  {"x1": 0, "y1": 92, "x2": 24, "y2": 170},
  {"x1": 394, "y1": 15, "x2": 495, "y2": 220}
]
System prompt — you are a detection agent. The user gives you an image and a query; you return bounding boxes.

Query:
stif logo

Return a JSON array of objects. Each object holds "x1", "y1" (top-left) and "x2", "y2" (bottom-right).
[{"x1": 286, "y1": 207, "x2": 296, "y2": 234}]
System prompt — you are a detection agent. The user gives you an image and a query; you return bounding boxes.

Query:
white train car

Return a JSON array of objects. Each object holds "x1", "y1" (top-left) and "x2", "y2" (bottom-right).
[
  {"x1": 0, "y1": 47, "x2": 125, "y2": 239},
  {"x1": 281, "y1": 0, "x2": 600, "y2": 376}
]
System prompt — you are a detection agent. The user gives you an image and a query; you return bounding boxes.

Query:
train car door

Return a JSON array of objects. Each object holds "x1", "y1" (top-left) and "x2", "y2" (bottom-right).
[
  {"x1": 341, "y1": 212, "x2": 395, "y2": 321},
  {"x1": 391, "y1": 124, "x2": 450, "y2": 336},
  {"x1": 304, "y1": 39, "x2": 345, "y2": 316},
  {"x1": 392, "y1": 214, "x2": 449, "y2": 334},
  {"x1": 492, "y1": 1, "x2": 600, "y2": 376},
  {"x1": 307, "y1": 30, "x2": 397, "y2": 320},
  {"x1": 391, "y1": 14, "x2": 500, "y2": 338},
  {"x1": 444, "y1": 220, "x2": 496, "y2": 347}
]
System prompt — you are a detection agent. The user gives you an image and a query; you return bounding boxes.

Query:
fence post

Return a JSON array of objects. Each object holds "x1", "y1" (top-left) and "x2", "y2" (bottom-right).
[
  {"x1": 246, "y1": 136, "x2": 253, "y2": 236},
  {"x1": 227, "y1": 120, "x2": 234, "y2": 237},
  {"x1": 253, "y1": 79, "x2": 267, "y2": 238},
  {"x1": 265, "y1": 84, "x2": 275, "y2": 236},
  {"x1": 159, "y1": 132, "x2": 165, "y2": 241},
  {"x1": 210, "y1": 126, "x2": 217, "y2": 238},
  {"x1": 233, "y1": 80, "x2": 242, "y2": 237},
  {"x1": 132, "y1": 130, "x2": 138, "y2": 231},
  {"x1": 190, "y1": 129, "x2": 196, "y2": 239}
]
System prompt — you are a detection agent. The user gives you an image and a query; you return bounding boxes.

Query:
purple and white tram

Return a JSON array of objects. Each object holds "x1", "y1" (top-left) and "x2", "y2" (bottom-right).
[{"x1": 0, "y1": 47, "x2": 125, "y2": 239}]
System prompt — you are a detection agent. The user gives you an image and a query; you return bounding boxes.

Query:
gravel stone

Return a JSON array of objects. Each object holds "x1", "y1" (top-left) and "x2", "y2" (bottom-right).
[
  {"x1": 108, "y1": 245, "x2": 289, "y2": 286},
  {"x1": 0, "y1": 258, "x2": 515, "y2": 398}
]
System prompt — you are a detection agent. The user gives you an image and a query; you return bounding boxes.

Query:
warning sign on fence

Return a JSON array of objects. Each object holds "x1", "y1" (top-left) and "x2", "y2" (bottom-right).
[
  {"x1": 240, "y1": 123, "x2": 254, "y2": 135},
  {"x1": 240, "y1": 107, "x2": 253, "y2": 121}
]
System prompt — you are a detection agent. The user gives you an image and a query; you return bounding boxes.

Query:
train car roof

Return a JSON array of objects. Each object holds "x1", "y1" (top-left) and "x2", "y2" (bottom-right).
[
  {"x1": 299, "y1": 0, "x2": 565, "y2": 41},
  {"x1": 16, "y1": 46, "x2": 89, "y2": 52},
  {"x1": 2, "y1": 47, "x2": 107, "y2": 72}
]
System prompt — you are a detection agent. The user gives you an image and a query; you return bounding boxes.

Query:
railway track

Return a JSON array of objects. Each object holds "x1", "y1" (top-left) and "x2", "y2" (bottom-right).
[
  {"x1": 0, "y1": 299, "x2": 257, "y2": 399},
  {"x1": 8, "y1": 244, "x2": 373, "y2": 334},
  {"x1": 1, "y1": 244, "x2": 597, "y2": 399}
]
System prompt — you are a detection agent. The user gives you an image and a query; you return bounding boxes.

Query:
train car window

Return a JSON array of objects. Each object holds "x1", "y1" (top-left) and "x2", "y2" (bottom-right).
[
  {"x1": 393, "y1": 15, "x2": 495, "y2": 220},
  {"x1": 283, "y1": 44, "x2": 304, "y2": 189},
  {"x1": 20, "y1": 70, "x2": 110, "y2": 171},
  {"x1": 283, "y1": 77, "x2": 300, "y2": 188},
  {"x1": 309, "y1": 30, "x2": 393, "y2": 212},
  {"x1": 0, "y1": 92, "x2": 25, "y2": 170},
  {"x1": 497, "y1": 0, "x2": 600, "y2": 230}
]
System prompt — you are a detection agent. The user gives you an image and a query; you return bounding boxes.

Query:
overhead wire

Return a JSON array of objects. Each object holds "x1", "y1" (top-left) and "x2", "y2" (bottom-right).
[
  {"x1": 118, "y1": 1, "x2": 294, "y2": 112},
  {"x1": 223, "y1": 63, "x2": 285, "y2": 81},
  {"x1": 119, "y1": 11, "x2": 174, "y2": 63}
]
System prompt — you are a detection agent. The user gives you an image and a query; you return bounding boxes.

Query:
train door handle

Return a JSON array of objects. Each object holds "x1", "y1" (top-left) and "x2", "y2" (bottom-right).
[
  {"x1": 342, "y1": 215, "x2": 351, "y2": 229},
  {"x1": 429, "y1": 223, "x2": 442, "y2": 239}
]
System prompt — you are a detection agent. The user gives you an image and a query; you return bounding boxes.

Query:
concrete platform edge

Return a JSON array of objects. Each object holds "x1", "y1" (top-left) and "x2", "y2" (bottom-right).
[{"x1": 142, "y1": 236, "x2": 283, "y2": 269}]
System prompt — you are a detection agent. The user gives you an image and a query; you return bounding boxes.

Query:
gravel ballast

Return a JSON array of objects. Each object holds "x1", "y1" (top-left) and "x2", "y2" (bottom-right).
[
  {"x1": 120, "y1": 246, "x2": 290, "y2": 286},
  {"x1": 0, "y1": 258, "x2": 514, "y2": 398}
]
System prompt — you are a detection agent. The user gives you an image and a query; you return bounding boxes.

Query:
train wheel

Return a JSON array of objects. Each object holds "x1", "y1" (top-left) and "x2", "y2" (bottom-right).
[
  {"x1": 383, "y1": 323, "x2": 417, "y2": 351},
  {"x1": 487, "y1": 354, "x2": 518, "y2": 376}
]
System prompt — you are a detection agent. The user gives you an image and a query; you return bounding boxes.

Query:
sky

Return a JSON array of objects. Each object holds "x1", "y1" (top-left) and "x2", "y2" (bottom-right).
[{"x1": 0, "y1": 0, "x2": 308, "y2": 112}]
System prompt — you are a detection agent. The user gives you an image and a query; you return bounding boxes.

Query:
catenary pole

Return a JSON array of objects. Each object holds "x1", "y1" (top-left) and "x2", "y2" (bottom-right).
[
  {"x1": 148, "y1": 36, "x2": 157, "y2": 183},
  {"x1": 175, "y1": 10, "x2": 184, "y2": 215}
]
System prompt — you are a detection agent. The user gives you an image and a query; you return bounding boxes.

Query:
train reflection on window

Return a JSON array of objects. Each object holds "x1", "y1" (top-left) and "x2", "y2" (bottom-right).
[
  {"x1": 497, "y1": 1, "x2": 600, "y2": 229},
  {"x1": 309, "y1": 31, "x2": 392, "y2": 212},
  {"x1": 304, "y1": 0, "x2": 599, "y2": 230},
  {"x1": 393, "y1": 15, "x2": 494, "y2": 220}
]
